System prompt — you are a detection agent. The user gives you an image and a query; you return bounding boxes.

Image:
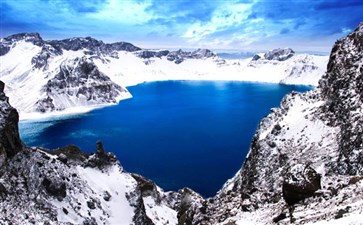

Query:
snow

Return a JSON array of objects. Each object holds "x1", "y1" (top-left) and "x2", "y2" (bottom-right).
[
  {"x1": 96, "y1": 52, "x2": 328, "y2": 88},
  {"x1": 0, "y1": 40, "x2": 328, "y2": 120},
  {"x1": 143, "y1": 196, "x2": 178, "y2": 225},
  {"x1": 307, "y1": 213, "x2": 363, "y2": 225},
  {"x1": 75, "y1": 165, "x2": 136, "y2": 225}
]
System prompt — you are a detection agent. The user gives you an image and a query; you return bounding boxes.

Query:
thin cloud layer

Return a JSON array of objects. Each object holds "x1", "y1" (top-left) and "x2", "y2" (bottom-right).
[{"x1": 1, "y1": 0, "x2": 362, "y2": 51}]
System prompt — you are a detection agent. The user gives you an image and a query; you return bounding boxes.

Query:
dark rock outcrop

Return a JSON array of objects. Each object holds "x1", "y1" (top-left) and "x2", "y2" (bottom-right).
[
  {"x1": 47, "y1": 37, "x2": 141, "y2": 54},
  {"x1": 264, "y1": 48, "x2": 295, "y2": 61},
  {"x1": 0, "y1": 33, "x2": 43, "y2": 56},
  {"x1": 282, "y1": 164, "x2": 321, "y2": 205},
  {"x1": 136, "y1": 48, "x2": 216, "y2": 64},
  {"x1": 319, "y1": 22, "x2": 363, "y2": 175},
  {"x1": 42, "y1": 177, "x2": 67, "y2": 201},
  {"x1": 36, "y1": 57, "x2": 125, "y2": 112},
  {"x1": 0, "y1": 81, "x2": 23, "y2": 158},
  {"x1": 251, "y1": 54, "x2": 261, "y2": 61}
]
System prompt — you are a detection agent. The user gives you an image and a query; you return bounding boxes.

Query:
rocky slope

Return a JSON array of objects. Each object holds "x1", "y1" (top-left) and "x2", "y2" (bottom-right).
[
  {"x1": 0, "y1": 33, "x2": 327, "y2": 119},
  {"x1": 177, "y1": 22, "x2": 363, "y2": 225},
  {"x1": 0, "y1": 80, "x2": 184, "y2": 224}
]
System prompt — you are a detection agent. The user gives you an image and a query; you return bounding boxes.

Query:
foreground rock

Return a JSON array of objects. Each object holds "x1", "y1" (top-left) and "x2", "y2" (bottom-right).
[{"x1": 0, "y1": 80, "x2": 23, "y2": 157}]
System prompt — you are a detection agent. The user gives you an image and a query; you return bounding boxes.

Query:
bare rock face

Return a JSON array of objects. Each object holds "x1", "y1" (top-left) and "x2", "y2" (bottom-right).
[
  {"x1": 0, "y1": 81, "x2": 23, "y2": 158},
  {"x1": 36, "y1": 57, "x2": 125, "y2": 112},
  {"x1": 264, "y1": 48, "x2": 295, "y2": 61},
  {"x1": 136, "y1": 48, "x2": 216, "y2": 64},
  {"x1": 282, "y1": 164, "x2": 321, "y2": 205},
  {"x1": 319, "y1": 22, "x2": 363, "y2": 175}
]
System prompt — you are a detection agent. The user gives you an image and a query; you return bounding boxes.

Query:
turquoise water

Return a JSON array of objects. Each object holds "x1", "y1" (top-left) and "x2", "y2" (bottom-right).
[{"x1": 20, "y1": 81, "x2": 312, "y2": 197}]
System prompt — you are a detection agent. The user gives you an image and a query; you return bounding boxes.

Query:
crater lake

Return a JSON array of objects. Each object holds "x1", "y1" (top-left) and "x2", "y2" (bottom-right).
[{"x1": 20, "y1": 81, "x2": 312, "y2": 197}]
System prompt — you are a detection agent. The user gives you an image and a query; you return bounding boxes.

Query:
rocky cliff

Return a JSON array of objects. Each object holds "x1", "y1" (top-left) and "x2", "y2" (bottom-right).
[{"x1": 177, "y1": 22, "x2": 363, "y2": 225}]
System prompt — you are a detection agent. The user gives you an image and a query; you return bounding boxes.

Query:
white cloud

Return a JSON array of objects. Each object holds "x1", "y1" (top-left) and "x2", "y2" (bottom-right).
[
  {"x1": 87, "y1": 0, "x2": 155, "y2": 25},
  {"x1": 183, "y1": 2, "x2": 254, "y2": 41}
]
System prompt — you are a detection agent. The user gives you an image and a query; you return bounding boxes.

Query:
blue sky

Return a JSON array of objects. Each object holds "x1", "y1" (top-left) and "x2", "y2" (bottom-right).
[{"x1": 1, "y1": 0, "x2": 362, "y2": 52}]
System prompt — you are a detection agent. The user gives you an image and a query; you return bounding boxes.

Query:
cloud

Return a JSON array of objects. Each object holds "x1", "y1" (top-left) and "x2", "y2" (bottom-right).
[
  {"x1": 1, "y1": 0, "x2": 362, "y2": 51},
  {"x1": 183, "y1": 2, "x2": 254, "y2": 41},
  {"x1": 86, "y1": 0, "x2": 154, "y2": 25}
]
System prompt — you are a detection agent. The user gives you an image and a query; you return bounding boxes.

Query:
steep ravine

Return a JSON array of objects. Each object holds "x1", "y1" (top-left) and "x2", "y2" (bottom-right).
[{"x1": 0, "y1": 23, "x2": 362, "y2": 224}]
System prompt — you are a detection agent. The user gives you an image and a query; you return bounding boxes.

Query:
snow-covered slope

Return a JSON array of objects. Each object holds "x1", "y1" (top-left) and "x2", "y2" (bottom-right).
[
  {"x1": 178, "y1": 22, "x2": 363, "y2": 224},
  {"x1": 0, "y1": 88, "x2": 178, "y2": 224},
  {"x1": 0, "y1": 33, "x2": 327, "y2": 119}
]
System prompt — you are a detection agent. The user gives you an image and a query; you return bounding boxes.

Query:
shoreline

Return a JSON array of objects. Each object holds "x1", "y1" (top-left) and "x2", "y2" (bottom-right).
[{"x1": 19, "y1": 79, "x2": 315, "y2": 122}]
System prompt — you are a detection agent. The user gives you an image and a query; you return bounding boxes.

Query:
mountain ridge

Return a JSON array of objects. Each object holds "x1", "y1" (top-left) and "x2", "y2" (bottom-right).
[{"x1": 1, "y1": 32, "x2": 328, "y2": 120}]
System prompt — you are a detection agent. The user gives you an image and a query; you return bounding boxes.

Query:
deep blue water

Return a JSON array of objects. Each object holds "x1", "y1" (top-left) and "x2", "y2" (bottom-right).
[{"x1": 20, "y1": 81, "x2": 312, "y2": 197}]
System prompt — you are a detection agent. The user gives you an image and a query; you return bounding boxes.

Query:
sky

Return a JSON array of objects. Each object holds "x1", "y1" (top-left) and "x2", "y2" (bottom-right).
[{"x1": 1, "y1": 0, "x2": 363, "y2": 52}]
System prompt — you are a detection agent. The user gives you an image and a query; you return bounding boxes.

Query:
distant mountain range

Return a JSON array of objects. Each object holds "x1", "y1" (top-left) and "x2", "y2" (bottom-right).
[{"x1": 1, "y1": 33, "x2": 327, "y2": 119}]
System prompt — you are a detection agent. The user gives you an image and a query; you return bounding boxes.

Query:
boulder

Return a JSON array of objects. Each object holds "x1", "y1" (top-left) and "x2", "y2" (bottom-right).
[{"x1": 282, "y1": 164, "x2": 321, "y2": 205}]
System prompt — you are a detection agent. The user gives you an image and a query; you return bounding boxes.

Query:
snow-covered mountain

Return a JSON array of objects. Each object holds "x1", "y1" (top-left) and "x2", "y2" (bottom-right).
[
  {"x1": 0, "y1": 33, "x2": 327, "y2": 119},
  {"x1": 0, "y1": 23, "x2": 362, "y2": 224}
]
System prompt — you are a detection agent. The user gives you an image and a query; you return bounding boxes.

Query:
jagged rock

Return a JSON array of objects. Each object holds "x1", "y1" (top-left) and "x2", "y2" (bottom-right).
[
  {"x1": 0, "y1": 81, "x2": 4, "y2": 93},
  {"x1": 2, "y1": 32, "x2": 43, "y2": 46},
  {"x1": 35, "y1": 57, "x2": 125, "y2": 112},
  {"x1": 35, "y1": 96, "x2": 55, "y2": 113},
  {"x1": 264, "y1": 48, "x2": 295, "y2": 61},
  {"x1": 32, "y1": 44, "x2": 63, "y2": 69},
  {"x1": 131, "y1": 174, "x2": 158, "y2": 198},
  {"x1": 84, "y1": 141, "x2": 117, "y2": 169},
  {"x1": 96, "y1": 140, "x2": 105, "y2": 155},
  {"x1": 0, "y1": 144, "x2": 6, "y2": 168},
  {"x1": 251, "y1": 54, "x2": 261, "y2": 61},
  {"x1": 319, "y1": 22, "x2": 363, "y2": 175},
  {"x1": 42, "y1": 177, "x2": 67, "y2": 201},
  {"x1": 103, "y1": 191, "x2": 111, "y2": 201},
  {"x1": 0, "y1": 45, "x2": 10, "y2": 56},
  {"x1": 0, "y1": 81, "x2": 23, "y2": 157},
  {"x1": 282, "y1": 164, "x2": 321, "y2": 205},
  {"x1": 137, "y1": 48, "x2": 215, "y2": 64}
]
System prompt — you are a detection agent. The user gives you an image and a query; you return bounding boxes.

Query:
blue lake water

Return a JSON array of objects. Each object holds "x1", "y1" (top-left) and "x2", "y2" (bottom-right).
[{"x1": 19, "y1": 81, "x2": 312, "y2": 197}]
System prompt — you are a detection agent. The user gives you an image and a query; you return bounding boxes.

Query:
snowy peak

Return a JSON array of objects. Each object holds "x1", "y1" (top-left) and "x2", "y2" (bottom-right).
[
  {"x1": 251, "y1": 48, "x2": 295, "y2": 62},
  {"x1": 47, "y1": 37, "x2": 141, "y2": 53},
  {"x1": 136, "y1": 48, "x2": 216, "y2": 64},
  {"x1": 36, "y1": 56, "x2": 127, "y2": 112},
  {"x1": 264, "y1": 48, "x2": 295, "y2": 61},
  {"x1": 2, "y1": 32, "x2": 43, "y2": 45},
  {"x1": 0, "y1": 32, "x2": 43, "y2": 56}
]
